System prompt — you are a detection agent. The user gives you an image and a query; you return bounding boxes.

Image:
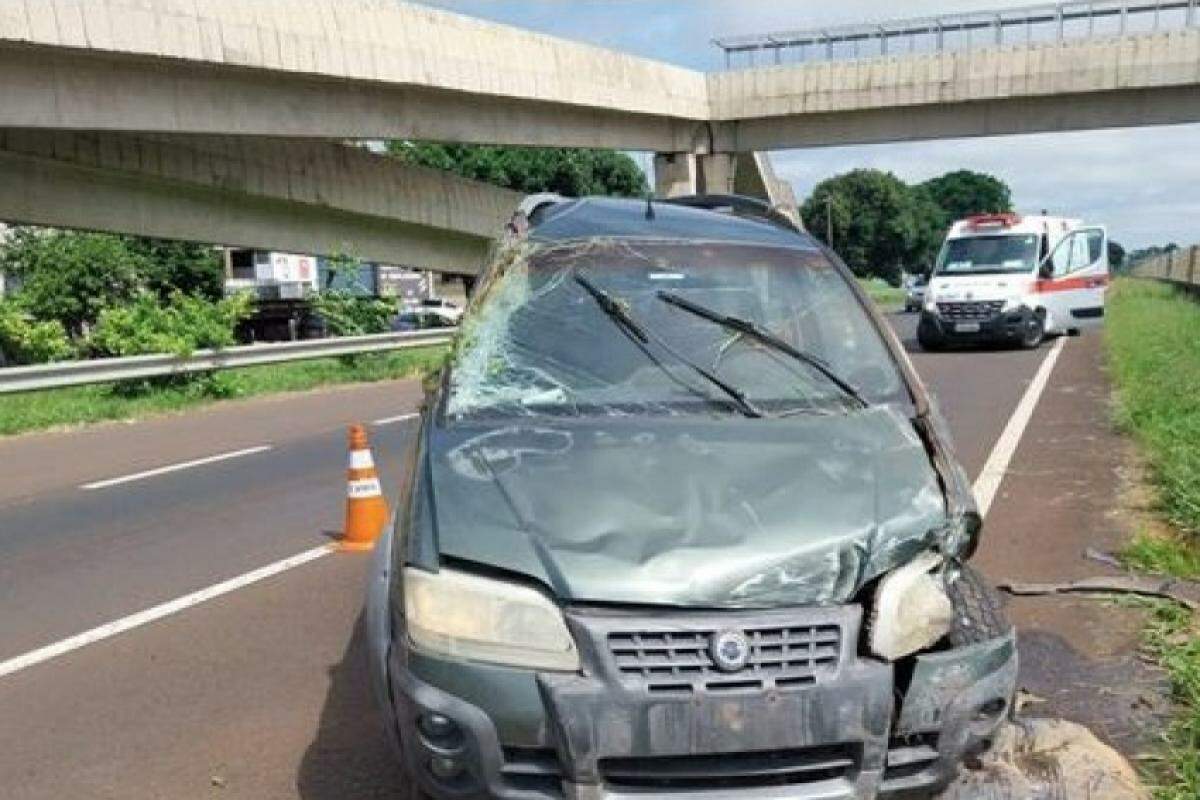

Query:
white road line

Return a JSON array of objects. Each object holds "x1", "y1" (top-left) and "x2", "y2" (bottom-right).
[
  {"x1": 372, "y1": 412, "x2": 419, "y2": 426},
  {"x1": 0, "y1": 544, "x2": 334, "y2": 679},
  {"x1": 972, "y1": 336, "x2": 1067, "y2": 518},
  {"x1": 80, "y1": 445, "x2": 273, "y2": 490}
]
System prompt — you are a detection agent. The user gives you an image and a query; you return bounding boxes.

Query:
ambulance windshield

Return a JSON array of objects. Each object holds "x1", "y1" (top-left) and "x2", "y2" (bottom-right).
[{"x1": 935, "y1": 234, "x2": 1040, "y2": 276}]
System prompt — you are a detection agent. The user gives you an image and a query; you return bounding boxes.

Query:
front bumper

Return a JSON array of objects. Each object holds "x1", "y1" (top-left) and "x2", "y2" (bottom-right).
[
  {"x1": 382, "y1": 606, "x2": 1017, "y2": 800},
  {"x1": 919, "y1": 307, "x2": 1035, "y2": 344}
]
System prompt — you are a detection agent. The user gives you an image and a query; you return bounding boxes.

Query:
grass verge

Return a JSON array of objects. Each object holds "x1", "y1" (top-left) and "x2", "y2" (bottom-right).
[
  {"x1": 1106, "y1": 278, "x2": 1200, "y2": 537},
  {"x1": 1124, "y1": 597, "x2": 1200, "y2": 799},
  {"x1": 1106, "y1": 278, "x2": 1200, "y2": 798},
  {"x1": 858, "y1": 278, "x2": 906, "y2": 312},
  {"x1": 0, "y1": 346, "x2": 446, "y2": 437}
]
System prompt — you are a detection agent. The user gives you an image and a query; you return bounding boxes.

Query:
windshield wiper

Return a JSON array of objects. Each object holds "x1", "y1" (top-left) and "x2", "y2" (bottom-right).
[
  {"x1": 656, "y1": 290, "x2": 869, "y2": 410},
  {"x1": 573, "y1": 273, "x2": 764, "y2": 418}
]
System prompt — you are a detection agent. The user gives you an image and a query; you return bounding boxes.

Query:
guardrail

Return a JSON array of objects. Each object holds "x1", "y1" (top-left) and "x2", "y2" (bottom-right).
[
  {"x1": 1133, "y1": 246, "x2": 1200, "y2": 287},
  {"x1": 714, "y1": 0, "x2": 1199, "y2": 68},
  {"x1": 0, "y1": 329, "x2": 454, "y2": 394}
]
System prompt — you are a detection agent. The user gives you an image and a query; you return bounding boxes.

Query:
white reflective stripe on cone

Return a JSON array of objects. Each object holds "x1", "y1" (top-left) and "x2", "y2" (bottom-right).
[
  {"x1": 348, "y1": 478, "x2": 383, "y2": 498},
  {"x1": 348, "y1": 450, "x2": 376, "y2": 470}
]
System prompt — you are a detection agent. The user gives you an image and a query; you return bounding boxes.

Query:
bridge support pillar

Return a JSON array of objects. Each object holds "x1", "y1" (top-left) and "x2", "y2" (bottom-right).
[
  {"x1": 654, "y1": 151, "x2": 803, "y2": 230},
  {"x1": 653, "y1": 153, "x2": 698, "y2": 197}
]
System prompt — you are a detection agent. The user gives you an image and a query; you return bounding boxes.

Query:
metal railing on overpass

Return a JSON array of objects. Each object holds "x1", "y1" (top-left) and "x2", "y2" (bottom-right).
[
  {"x1": 0, "y1": 329, "x2": 454, "y2": 395},
  {"x1": 714, "y1": 1, "x2": 1200, "y2": 68},
  {"x1": 1133, "y1": 245, "x2": 1200, "y2": 287}
]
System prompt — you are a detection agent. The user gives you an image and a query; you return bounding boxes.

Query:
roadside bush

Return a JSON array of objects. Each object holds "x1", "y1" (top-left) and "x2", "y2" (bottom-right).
[
  {"x1": 311, "y1": 291, "x2": 397, "y2": 337},
  {"x1": 0, "y1": 227, "x2": 146, "y2": 336},
  {"x1": 87, "y1": 291, "x2": 253, "y2": 358},
  {"x1": 0, "y1": 299, "x2": 74, "y2": 365}
]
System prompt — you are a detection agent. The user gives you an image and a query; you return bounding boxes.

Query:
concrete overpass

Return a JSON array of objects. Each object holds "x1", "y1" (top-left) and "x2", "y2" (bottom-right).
[
  {"x1": 0, "y1": 130, "x2": 519, "y2": 272},
  {"x1": 2, "y1": 0, "x2": 1200, "y2": 270},
  {"x1": 3, "y1": 0, "x2": 1198, "y2": 150}
]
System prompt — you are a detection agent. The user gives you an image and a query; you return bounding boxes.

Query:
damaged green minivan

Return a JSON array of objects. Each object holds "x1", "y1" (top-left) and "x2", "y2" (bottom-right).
[{"x1": 366, "y1": 195, "x2": 1017, "y2": 799}]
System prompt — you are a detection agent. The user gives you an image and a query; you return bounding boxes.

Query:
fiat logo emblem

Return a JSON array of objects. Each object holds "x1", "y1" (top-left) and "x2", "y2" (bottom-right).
[{"x1": 709, "y1": 629, "x2": 751, "y2": 673}]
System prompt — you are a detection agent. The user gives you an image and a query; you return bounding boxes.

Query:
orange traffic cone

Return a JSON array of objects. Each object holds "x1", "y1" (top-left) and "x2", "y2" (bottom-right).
[{"x1": 340, "y1": 424, "x2": 389, "y2": 551}]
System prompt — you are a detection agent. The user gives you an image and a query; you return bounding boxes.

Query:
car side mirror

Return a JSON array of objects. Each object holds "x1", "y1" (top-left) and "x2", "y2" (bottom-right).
[{"x1": 1038, "y1": 262, "x2": 1053, "y2": 280}]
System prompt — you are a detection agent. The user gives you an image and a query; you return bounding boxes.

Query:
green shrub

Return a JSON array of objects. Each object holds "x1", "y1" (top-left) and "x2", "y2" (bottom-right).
[
  {"x1": 87, "y1": 291, "x2": 253, "y2": 358},
  {"x1": 0, "y1": 227, "x2": 146, "y2": 336},
  {"x1": 311, "y1": 291, "x2": 397, "y2": 336},
  {"x1": 0, "y1": 299, "x2": 75, "y2": 365}
]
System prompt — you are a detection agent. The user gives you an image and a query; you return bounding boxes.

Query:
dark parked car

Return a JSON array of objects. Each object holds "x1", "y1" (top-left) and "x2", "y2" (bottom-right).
[{"x1": 366, "y1": 195, "x2": 1016, "y2": 799}]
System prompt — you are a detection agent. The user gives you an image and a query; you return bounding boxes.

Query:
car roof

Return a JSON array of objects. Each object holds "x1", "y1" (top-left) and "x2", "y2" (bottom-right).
[{"x1": 528, "y1": 196, "x2": 819, "y2": 250}]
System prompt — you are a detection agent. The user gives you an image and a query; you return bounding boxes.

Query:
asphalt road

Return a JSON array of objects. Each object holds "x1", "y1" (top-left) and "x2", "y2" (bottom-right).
[{"x1": 0, "y1": 314, "x2": 1140, "y2": 798}]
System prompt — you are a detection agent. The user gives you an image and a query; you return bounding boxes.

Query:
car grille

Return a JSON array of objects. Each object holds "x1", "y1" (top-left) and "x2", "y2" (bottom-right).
[
  {"x1": 937, "y1": 300, "x2": 1004, "y2": 320},
  {"x1": 607, "y1": 623, "x2": 842, "y2": 694},
  {"x1": 599, "y1": 743, "x2": 859, "y2": 790}
]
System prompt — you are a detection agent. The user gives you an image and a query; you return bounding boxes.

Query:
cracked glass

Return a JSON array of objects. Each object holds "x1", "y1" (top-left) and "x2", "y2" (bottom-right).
[{"x1": 447, "y1": 239, "x2": 907, "y2": 421}]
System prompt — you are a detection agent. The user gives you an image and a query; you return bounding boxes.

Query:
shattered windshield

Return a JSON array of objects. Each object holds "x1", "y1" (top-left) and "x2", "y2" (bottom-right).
[{"x1": 447, "y1": 239, "x2": 906, "y2": 419}]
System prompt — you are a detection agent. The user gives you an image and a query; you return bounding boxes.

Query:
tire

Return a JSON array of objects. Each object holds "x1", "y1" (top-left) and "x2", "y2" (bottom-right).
[
  {"x1": 1019, "y1": 311, "x2": 1045, "y2": 350},
  {"x1": 917, "y1": 321, "x2": 945, "y2": 352},
  {"x1": 946, "y1": 565, "x2": 1011, "y2": 647}
]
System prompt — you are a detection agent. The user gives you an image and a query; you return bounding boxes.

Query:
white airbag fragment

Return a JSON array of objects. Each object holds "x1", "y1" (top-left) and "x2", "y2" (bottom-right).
[{"x1": 869, "y1": 551, "x2": 953, "y2": 661}]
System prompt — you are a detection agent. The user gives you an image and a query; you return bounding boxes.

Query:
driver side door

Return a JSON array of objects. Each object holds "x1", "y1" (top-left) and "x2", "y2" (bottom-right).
[{"x1": 1036, "y1": 227, "x2": 1109, "y2": 332}]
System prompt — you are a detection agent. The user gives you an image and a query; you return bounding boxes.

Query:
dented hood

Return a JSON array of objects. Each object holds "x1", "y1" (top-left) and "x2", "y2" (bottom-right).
[{"x1": 425, "y1": 406, "x2": 947, "y2": 608}]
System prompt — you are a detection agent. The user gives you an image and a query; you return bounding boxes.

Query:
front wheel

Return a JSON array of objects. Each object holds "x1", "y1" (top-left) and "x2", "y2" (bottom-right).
[
  {"x1": 1019, "y1": 311, "x2": 1045, "y2": 349},
  {"x1": 917, "y1": 320, "x2": 945, "y2": 352},
  {"x1": 946, "y1": 564, "x2": 1012, "y2": 646}
]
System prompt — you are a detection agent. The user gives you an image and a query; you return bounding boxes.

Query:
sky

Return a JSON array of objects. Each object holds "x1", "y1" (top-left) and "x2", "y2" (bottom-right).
[{"x1": 415, "y1": 0, "x2": 1200, "y2": 250}]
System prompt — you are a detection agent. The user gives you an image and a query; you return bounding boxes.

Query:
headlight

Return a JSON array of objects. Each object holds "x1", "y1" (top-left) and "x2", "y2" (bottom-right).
[
  {"x1": 1001, "y1": 296, "x2": 1022, "y2": 312},
  {"x1": 923, "y1": 296, "x2": 938, "y2": 313},
  {"x1": 403, "y1": 567, "x2": 579, "y2": 671},
  {"x1": 868, "y1": 551, "x2": 953, "y2": 661}
]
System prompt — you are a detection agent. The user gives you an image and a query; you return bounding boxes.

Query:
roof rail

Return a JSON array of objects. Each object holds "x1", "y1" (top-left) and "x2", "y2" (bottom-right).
[{"x1": 661, "y1": 194, "x2": 802, "y2": 233}]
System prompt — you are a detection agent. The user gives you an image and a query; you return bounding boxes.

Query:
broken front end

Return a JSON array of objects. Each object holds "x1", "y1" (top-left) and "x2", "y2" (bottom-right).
[{"x1": 367, "y1": 228, "x2": 1017, "y2": 799}]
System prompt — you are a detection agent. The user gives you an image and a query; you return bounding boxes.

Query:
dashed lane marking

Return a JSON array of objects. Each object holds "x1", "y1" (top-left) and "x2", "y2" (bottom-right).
[
  {"x1": 0, "y1": 544, "x2": 334, "y2": 679},
  {"x1": 372, "y1": 413, "x2": 419, "y2": 426},
  {"x1": 80, "y1": 445, "x2": 273, "y2": 491}
]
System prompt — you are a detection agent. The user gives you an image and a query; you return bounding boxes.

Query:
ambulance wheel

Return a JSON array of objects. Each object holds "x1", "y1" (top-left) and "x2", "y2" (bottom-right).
[
  {"x1": 1019, "y1": 312, "x2": 1045, "y2": 349},
  {"x1": 917, "y1": 320, "x2": 945, "y2": 352}
]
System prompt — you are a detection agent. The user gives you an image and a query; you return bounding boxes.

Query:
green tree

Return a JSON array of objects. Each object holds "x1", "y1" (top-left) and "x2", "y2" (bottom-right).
[
  {"x1": 801, "y1": 169, "x2": 946, "y2": 284},
  {"x1": 1108, "y1": 240, "x2": 1127, "y2": 273},
  {"x1": 919, "y1": 170, "x2": 1013, "y2": 221},
  {"x1": 0, "y1": 228, "x2": 146, "y2": 336},
  {"x1": 125, "y1": 237, "x2": 224, "y2": 301},
  {"x1": 388, "y1": 142, "x2": 649, "y2": 197}
]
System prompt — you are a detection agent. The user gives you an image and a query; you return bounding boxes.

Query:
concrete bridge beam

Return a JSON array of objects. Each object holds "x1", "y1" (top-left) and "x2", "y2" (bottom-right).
[{"x1": 0, "y1": 131, "x2": 522, "y2": 274}]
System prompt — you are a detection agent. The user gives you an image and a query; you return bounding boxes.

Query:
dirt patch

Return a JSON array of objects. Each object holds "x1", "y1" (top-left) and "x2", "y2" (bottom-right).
[{"x1": 940, "y1": 719, "x2": 1147, "y2": 799}]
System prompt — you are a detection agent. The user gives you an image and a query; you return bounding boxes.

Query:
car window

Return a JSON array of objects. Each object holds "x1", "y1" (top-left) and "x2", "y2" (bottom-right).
[
  {"x1": 1048, "y1": 229, "x2": 1104, "y2": 277},
  {"x1": 446, "y1": 240, "x2": 907, "y2": 419}
]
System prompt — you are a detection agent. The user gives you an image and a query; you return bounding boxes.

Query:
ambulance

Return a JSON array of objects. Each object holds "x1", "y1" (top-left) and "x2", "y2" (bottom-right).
[{"x1": 917, "y1": 213, "x2": 1109, "y2": 350}]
